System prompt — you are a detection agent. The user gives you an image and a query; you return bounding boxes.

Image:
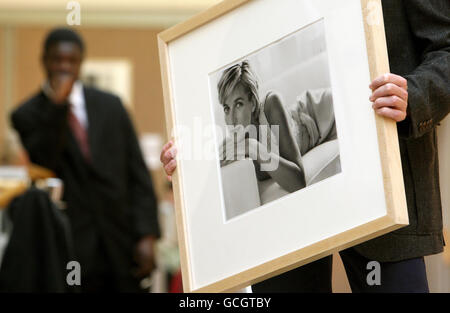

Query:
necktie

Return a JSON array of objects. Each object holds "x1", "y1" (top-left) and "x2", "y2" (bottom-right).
[{"x1": 67, "y1": 104, "x2": 91, "y2": 162}]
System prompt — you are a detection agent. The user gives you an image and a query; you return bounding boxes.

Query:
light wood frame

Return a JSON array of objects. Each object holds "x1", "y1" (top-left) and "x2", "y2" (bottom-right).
[{"x1": 158, "y1": 0, "x2": 408, "y2": 293}]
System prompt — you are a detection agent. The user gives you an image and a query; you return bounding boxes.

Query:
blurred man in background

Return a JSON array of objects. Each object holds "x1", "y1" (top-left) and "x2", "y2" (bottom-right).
[{"x1": 11, "y1": 28, "x2": 160, "y2": 292}]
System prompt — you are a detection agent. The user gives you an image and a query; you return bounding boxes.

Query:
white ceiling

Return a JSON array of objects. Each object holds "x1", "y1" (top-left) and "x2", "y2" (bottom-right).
[
  {"x1": 0, "y1": 0, "x2": 221, "y2": 11},
  {"x1": 0, "y1": 0, "x2": 223, "y2": 27}
]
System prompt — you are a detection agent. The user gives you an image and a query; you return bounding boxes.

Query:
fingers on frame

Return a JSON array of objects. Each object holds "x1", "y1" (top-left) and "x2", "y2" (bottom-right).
[
  {"x1": 373, "y1": 95, "x2": 407, "y2": 111},
  {"x1": 161, "y1": 146, "x2": 177, "y2": 166},
  {"x1": 371, "y1": 83, "x2": 408, "y2": 101},
  {"x1": 370, "y1": 73, "x2": 408, "y2": 91},
  {"x1": 160, "y1": 141, "x2": 172, "y2": 162},
  {"x1": 164, "y1": 158, "x2": 177, "y2": 176},
  {"x1": 376, "y1": 107, "x2": 407, "y2": 122}
]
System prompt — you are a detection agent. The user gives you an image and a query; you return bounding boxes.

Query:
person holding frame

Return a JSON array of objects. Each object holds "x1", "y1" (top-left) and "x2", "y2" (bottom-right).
[{"x1": 161, "y1": 0, "x2": 449, "y2": 292}]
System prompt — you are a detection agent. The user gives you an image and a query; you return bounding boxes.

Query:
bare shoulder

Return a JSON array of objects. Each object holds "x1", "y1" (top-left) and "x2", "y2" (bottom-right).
[
  {"x1": 263, "y1": 91, "x2": 284, "y2": 116},
  {"x1": 264, "y1": 91, "x2": 283, "y2": 105}
]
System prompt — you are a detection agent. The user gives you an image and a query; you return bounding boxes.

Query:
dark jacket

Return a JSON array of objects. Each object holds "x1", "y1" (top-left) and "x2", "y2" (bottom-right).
[
  {"x1": 0, "y1": 188, "x2": 77, "y2": 292},
  {"x1": 354, "y1": 0, "x2": 450, "y2": 261},
  {"x1": 11, "y1": 86, "x2": 160, "y2": 284}
]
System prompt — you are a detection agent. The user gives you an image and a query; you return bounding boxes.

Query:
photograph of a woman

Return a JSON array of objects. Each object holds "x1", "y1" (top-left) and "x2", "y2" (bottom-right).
[{"x1": 209, "y1": 19, "x2": 341, "y2": 220}]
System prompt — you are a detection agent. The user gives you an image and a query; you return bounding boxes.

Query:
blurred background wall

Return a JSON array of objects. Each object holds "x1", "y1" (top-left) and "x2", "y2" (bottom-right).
[{"x1": 0, "y1": 0, "x2": 222, "y2": 199}]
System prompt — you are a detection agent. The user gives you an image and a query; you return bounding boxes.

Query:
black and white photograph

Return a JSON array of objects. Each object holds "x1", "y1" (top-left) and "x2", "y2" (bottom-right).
[{"x1": 209, "y1": 19, "x2": 342, "y2": 220}]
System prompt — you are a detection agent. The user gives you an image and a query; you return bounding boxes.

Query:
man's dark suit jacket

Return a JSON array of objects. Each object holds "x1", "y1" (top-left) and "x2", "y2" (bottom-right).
[
  {"x1": 354, "y1": 0, "x2": 450, "y2": 262},
  {"x1": 11, "y1": 86, "x2": 160, "y2": 284}
]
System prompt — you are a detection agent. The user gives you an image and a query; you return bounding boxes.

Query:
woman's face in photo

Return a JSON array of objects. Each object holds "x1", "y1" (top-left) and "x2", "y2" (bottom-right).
[{"x1": 222, "y1": 83, "x2": 253, "y2": 128}]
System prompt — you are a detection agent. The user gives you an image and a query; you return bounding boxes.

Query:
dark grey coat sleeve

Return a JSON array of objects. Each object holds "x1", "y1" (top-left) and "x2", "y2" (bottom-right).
[{"x1": 397, "y1": 0, "x2": 450, "y2": 139}]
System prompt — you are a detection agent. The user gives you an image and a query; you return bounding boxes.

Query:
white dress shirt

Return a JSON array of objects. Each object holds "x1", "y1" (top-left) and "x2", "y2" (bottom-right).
[{"x1": 68, "y1": 81, "x2": 88, "y2": 129}]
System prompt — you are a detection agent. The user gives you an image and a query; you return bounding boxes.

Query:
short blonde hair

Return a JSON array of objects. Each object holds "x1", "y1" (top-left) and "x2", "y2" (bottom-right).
[{"x1": 217, "y1": 60, "x2": 260, "y2": 122}]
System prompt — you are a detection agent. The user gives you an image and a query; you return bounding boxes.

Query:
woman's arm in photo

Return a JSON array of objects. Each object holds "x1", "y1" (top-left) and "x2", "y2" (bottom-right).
[
  {"x1": 249, "y1": 137, "x2": 305, "y2": 192},
  {"x1": 250, "y1": 92, "x2": 306, "y2": 192}
]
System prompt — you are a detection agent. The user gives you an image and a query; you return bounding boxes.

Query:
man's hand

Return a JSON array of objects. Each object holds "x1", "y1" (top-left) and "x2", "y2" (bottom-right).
[
  {"x1": 160, "y1": 140, "x2": 177, "y2": 182},
  {"x1": 134, "y1": 235, "x2": 157, "y2": 279},
  {"x1": 370, "y1": 73, "x2": 408, "y2": 122},
  {"x1": 50, "y1": 73, "x2": 75, "y2": 104}
]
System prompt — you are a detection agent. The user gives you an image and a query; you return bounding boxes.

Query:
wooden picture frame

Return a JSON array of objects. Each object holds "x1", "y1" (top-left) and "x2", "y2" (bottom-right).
[{"x1": 158, "y1": 0, "x2": 408, "y2": 293}]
